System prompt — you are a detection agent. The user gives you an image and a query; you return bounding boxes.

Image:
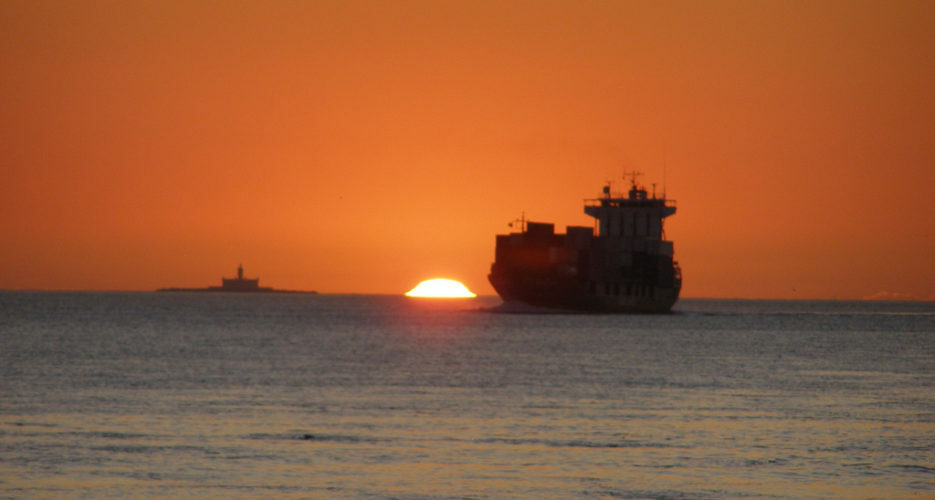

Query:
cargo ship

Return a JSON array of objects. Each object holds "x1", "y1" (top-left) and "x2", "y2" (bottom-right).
[{"x1": 488, "y1": 173, "x2": 681, "y2": 313}]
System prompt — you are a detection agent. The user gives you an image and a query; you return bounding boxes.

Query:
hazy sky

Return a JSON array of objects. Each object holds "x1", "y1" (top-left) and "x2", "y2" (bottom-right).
[{"x1": 2, "y1": 1, "x2": 934, "y2": 299}]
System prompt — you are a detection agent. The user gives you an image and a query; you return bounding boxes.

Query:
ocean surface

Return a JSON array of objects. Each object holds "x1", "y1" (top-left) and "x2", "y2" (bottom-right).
[{"x1": 1, "y1": 292, "x2": 933, "y2": 499}]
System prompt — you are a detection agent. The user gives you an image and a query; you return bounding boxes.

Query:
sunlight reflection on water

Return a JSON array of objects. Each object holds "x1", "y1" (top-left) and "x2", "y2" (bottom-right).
[{"x1": 1, "y1": 293, "x2": 933, "y2": 498}]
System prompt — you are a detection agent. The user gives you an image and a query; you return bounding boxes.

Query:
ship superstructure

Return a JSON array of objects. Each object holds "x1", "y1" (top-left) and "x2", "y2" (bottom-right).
[{"x1": 488, "y1": 173, "x2": 681, "y2": 313}]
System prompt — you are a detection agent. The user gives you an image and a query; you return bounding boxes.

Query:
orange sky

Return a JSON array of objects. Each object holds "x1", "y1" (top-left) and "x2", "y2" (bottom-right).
[{"x1": 2, "y1": 1, "x2": 934, "y2": 299}]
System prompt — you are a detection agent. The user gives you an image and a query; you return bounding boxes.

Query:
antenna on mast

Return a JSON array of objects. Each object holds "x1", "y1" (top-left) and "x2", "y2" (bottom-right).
[
  {"x1": 663, "y1": 138, "x2": 669, "y2": 199},
  {"x1": 623, "y1": 170, "x2": 643, "y2": 189},
  {"x1": 508, "y1": 211, "x2": 526, "y2": 232}
]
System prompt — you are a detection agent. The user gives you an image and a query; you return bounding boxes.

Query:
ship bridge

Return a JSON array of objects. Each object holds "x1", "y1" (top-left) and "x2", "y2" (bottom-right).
[{"x1": 584, "y1": 173, "x2": 676, "y2": 240}]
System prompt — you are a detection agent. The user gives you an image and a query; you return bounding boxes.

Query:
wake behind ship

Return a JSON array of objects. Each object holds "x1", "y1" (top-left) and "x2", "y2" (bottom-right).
[{"x1": 488, "y1": 174, "x2": 681, "y2": 313}]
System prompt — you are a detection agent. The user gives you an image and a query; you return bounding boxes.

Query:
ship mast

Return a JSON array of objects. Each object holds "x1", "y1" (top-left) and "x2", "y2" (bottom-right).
[
  {"x1": 509, "y1": 211, "x2": 526, "y2": 232},
  {"x1": 623, "y1": 170, "x2": 643, "y2": 190}
]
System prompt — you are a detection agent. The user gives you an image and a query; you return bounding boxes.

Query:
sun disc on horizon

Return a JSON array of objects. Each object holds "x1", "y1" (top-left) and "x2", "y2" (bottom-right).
[{"x1": 405, "y1": 278, "x2": 477, "y2": 298}]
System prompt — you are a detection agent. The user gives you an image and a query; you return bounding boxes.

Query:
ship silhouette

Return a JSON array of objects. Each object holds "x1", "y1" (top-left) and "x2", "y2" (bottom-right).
[{"x1": 488, "y1": 173, "x2": 680, "y2": 313}]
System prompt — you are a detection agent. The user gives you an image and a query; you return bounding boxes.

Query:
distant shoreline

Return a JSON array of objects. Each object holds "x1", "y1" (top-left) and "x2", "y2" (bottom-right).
[{"x1": 156, "y1": 288, "x2": 317, "y2": 294}]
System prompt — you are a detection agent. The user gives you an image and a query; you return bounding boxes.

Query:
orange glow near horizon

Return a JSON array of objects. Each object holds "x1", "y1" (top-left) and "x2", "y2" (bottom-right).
[
  {"x1": 406, "y1": 279, "x2": 477, "y2": 299},
  {"x1": 2, "y1": 1, "x2": 934, "y2": 300}
]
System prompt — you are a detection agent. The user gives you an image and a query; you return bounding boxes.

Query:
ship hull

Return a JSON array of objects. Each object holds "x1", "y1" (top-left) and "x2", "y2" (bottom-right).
[{"x1": 488, "y1": 266, "x2": 679, "y2": 314}]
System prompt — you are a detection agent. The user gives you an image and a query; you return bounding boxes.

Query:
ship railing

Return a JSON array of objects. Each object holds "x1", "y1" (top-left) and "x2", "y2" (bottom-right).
[{"x1": 584, "y1": 196, "x2": 676, "y2": 207}]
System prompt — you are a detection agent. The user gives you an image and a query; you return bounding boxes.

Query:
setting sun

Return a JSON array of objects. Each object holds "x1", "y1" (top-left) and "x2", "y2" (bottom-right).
[{"x1": 405, "y1": 279, "x2": 477, "y2": 298}]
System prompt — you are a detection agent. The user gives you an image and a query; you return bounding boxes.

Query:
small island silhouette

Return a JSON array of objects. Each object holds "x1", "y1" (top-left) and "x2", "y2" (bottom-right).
[{"x1": 157, "y1": 264, "x2": 316, "y2": 294}]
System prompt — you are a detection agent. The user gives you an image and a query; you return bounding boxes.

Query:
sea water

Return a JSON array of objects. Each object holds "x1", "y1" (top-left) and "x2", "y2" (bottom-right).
[{"x1": 1, "y1": 292, "x2": 933, "y2": 499}]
